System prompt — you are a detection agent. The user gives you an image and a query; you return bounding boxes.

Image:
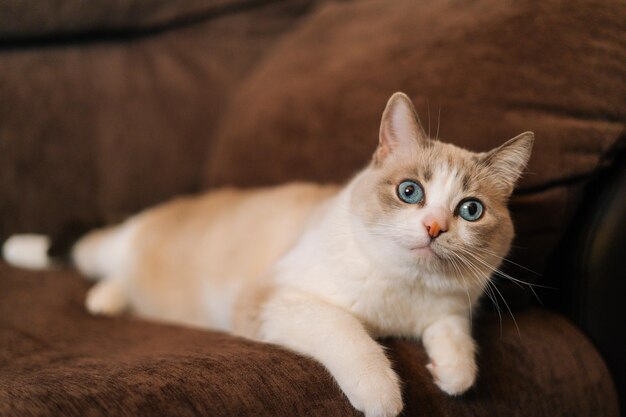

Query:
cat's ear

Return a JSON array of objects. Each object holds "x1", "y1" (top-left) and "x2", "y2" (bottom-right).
[
  {"x1": 482, "y1": 132, "x2": 534, "y2": 195},
  {"x1": 375, "y1": 92, "x2": 427, "y2": 164}
]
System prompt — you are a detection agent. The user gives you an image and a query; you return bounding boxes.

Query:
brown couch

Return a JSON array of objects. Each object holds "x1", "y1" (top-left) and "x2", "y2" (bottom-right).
[{"x1": 1, "y1": 0, "x2": 624, "y2": 416}]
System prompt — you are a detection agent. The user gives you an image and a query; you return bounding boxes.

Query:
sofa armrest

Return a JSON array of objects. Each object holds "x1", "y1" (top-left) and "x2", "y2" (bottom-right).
[{"x1": 545, "y1": 134, "x2": 626, "y2": 412}]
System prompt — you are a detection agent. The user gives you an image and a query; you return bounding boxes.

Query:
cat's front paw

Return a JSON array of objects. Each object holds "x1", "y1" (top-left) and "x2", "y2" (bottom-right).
[
  {"x1": 86, "y1": 281, "x2": 127, "y2": 316},
  {"x1": 344, "y1": 366, "x2": 403, "y2": 417},
  {"x1": 426, "y1": 358, "x2": 477, "y2": 395}
]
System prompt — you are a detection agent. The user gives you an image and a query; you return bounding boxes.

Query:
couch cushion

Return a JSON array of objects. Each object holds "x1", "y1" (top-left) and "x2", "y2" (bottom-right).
[
  {"x1": 204, "y1": 0, "x2": 626, "y2": 303},
  {"x1": 0, "y1": 262, "x2": 618, "y2": 417},
  {"x1": 0, "y1": 0, "x2": 276, "y2": 41},
  {"x1": 0, "y1": 0, "x2": 318, "y2": 240}
]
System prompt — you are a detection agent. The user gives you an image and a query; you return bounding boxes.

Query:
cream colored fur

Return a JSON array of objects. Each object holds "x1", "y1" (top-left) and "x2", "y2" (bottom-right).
[{"x1": 69, "y1": 93, "x2": 533, "y2": 417}]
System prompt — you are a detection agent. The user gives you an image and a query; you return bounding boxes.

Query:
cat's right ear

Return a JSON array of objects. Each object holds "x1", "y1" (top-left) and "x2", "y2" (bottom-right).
[{"x1": 375, "y1": 92, "x2": 427, "y2": 165}]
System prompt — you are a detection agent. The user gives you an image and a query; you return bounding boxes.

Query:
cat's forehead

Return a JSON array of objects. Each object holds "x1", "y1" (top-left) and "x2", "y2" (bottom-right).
[
  {"x1": 390, "y1": 140, "x2": 484, "y2": 192},
  {"x1": 424, "y1": 141, "x2": 479, "y2": 185}
]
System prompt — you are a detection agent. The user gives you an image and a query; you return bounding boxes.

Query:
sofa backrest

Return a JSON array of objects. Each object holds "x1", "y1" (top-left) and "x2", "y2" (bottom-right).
[
  {"x1": 0, "y1": 0, "x2": 319, "y2": 237},
  {"x1": 1, "y1": 0, "x2": 625, "y2": 307}
]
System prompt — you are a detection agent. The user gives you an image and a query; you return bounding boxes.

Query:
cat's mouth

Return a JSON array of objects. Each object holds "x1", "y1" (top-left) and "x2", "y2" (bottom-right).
[
  {"x1": 409, "y1": 244, "x2": 434, "y2": 256},
  {"x1": 409, "y1": 241, "x2": 446, "y2": 260}
]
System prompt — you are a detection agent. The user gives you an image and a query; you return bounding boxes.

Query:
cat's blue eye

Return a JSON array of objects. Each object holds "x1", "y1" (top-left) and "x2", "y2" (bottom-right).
[
  {"x1": 397, "y1": 180, "x2": 424, "y2": 204},
  {"x1": 458, "y1": 199, "x2": 484, "y2": 221}
]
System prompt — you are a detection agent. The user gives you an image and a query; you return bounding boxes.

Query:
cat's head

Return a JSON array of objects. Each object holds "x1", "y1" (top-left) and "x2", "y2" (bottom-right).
[{"x1": 350, "y1": 92, "x2": 533, "y2": 289}]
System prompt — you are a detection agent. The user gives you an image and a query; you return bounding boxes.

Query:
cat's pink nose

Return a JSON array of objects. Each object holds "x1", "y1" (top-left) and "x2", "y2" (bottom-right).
[{"x1": 423, "y1": 214, "x2": 448, "y2": 239}]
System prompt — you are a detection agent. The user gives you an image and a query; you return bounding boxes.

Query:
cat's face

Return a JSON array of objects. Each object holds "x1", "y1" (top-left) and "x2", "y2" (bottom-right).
[{"x1": 350, "y1": 93, "x2": 533, "y2": 288}]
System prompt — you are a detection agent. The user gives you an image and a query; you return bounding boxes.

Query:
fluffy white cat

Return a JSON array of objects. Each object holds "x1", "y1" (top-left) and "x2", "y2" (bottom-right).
[{"x1": 3, "y1": 92, "x2": 533, "y2": 417}]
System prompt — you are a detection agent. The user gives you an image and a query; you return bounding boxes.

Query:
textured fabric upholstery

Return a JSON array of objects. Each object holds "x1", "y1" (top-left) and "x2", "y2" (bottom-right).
[
  {"x1": 0, "y1": 0, "x2": 623, "y2": 415},
  {"x1": 0, "y1": 263, "x2": 619, "y2": 417}
]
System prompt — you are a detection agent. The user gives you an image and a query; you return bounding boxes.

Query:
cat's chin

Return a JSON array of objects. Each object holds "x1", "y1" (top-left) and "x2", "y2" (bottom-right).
[
  {"x1": 408, "y1": 244, "x2": 445, "y2": 267},
  {"x1": 409, "y1": 245, "x2": 434, "y2": 256},
  {"x1": 407, "y1": 243, "x2": 451, "y2": 271}
]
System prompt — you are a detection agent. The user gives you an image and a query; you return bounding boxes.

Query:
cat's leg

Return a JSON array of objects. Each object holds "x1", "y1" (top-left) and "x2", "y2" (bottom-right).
[
  {"x1": 85, "y1": 279, "x2": 128, "y2": 316},
  {"x1": 257, "y1": 290, "x2": 403, "y2": 417},
  {"x1": 422, "y1": 314, "x2": 477, "y2": 395}
]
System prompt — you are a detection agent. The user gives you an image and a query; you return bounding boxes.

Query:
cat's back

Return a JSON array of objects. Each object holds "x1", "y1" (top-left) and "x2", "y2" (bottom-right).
[
  {"x1": 129, "y1": 182, "x2": 340, "y2": 282},
  {"x1": 132, "y1": 182, "x2": 339, "y2": 241}
]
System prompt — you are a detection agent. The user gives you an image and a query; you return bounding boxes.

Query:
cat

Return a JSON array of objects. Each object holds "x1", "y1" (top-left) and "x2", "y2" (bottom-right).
[{"x1": 3, "y1": 92, "x2": 534, "y2": 417}]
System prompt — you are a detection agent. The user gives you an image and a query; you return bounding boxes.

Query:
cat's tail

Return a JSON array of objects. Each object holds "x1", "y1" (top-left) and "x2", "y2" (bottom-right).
[
  {"x1": 1, "y1": 220, "x2": 112, "y2": 276},
  {"x1": 2, "y1": 234, "x2": 56, "y2": 270}
]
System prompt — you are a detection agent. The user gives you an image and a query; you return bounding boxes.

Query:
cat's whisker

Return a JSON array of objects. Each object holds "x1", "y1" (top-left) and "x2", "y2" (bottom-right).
[
  {"x1": 454, "y1": 249, "x2": 522, "y2": 338},
  {"x1": 451, "y1": 258, "x2": 493, "y2": 319},
  {"x1": 441, "y1": 252, "x2": 473, "y2": 326},
  {"x1": 455, "y1": 246, "x2": 542, "y2": 306},
  {"x1": 471, "y1": 246, "x2": 541, "y2": 276},
  {"x1": 489, "y1": 280, "x2": 521, "y2": 338},
  {"x1": 453, "y1": 258, "x2": 473, "y2": 328},
  {"x1": 456, "y1": 246, "x2": 548, "y2": 291},
  {"x1": 447, "y1": 250, "x2": 490, "y2": 283},
  {"x1": 435, "y1": 106, "x2": 441, "y2": 141},
  {"x1": 456, "y1": 249, "x2": 515, "y2": 332},
  {"x1": 460, "y1": 260, "x2": 492, "y2": 299},
  {"x1": 449, "y1": 251, "x2": 504, "y2": 337},
  {"x1": 480, "y1": 277, "x2": 498, "y2": 307},
  {"x1": 427, "y1": 99, "x2": 431, "y2": 139},
  {"x1": 485, "y1": 281, "x2": 504, "y2": 339},
  {"x1": 465, "y1": 252, "x2": 545, "y2": 307}
]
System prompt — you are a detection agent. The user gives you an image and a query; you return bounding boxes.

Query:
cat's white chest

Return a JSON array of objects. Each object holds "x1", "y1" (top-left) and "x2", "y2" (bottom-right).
[
  {"x1": 343, "y1": 268, "x2": 469, "y2": 339},
  {"x1": 346, "y1": 272, "x2": 426, "y2": 337}
]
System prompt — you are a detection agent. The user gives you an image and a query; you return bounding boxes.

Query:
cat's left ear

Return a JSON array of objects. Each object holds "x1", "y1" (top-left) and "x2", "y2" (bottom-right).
[
  {"x1": 375, "y1": 92, "x2": 427, "y2": 164},
  {"x1": 482, "y1": 132, "x2": 535, "y2": 195}
]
